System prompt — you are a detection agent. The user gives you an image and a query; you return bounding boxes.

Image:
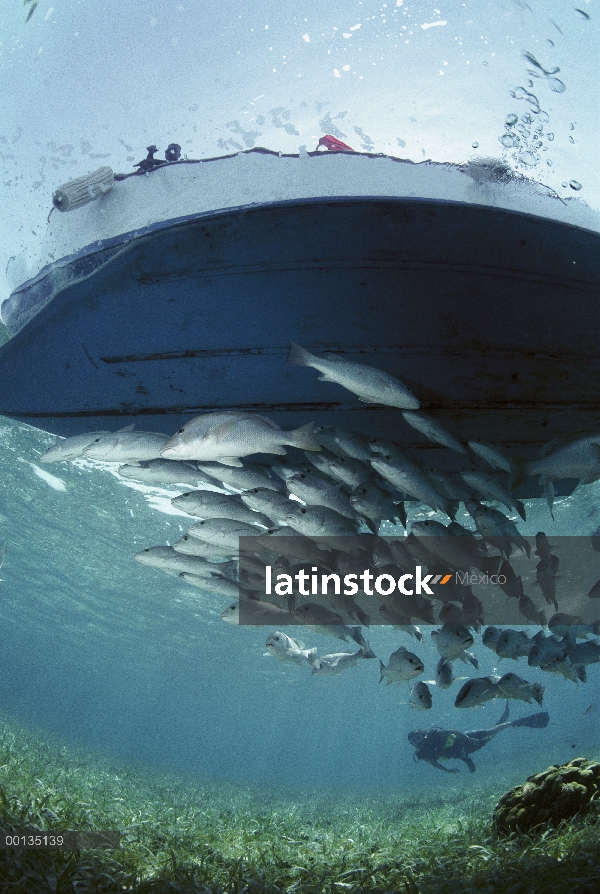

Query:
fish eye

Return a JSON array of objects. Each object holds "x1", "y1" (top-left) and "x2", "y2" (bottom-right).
[
  {"x1": 300, "y1": 508, "x2": 306, "y2": 514},
  {"x1": 177, "y1": 428, "x2": 185, "y2": 434}
]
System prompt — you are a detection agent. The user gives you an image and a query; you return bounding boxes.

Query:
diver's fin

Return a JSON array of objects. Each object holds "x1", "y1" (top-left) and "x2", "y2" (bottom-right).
[
  {"x1": 496, "y1": 700, "x2": 510, "y2": 725},
  {"x1": 512, "y1": 711, "x2": 550, "y2": 729}
]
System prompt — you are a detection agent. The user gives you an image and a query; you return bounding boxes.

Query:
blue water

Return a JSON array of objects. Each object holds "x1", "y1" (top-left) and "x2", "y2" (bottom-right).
[
  {"x1": 0, "y1": 420, "x2": 597, "y2": 798},
  {"x1": 0, "y1": 0, "x2": 598, "y2": 806}
]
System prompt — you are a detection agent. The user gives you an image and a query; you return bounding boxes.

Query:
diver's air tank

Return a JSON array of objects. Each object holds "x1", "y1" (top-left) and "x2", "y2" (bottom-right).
[{"x1": 52, "y1": 166, "x2": 114, "y2": 212}]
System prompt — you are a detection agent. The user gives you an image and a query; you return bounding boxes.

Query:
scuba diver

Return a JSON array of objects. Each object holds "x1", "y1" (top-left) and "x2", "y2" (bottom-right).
[{"x1": 408, "y1": 702, "x2": 549, "y2": 772}]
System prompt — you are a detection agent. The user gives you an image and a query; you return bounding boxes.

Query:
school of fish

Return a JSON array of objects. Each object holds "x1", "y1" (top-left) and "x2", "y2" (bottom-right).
[{"x1": 38, "y1": 343, "x2": 600, "y2": 714}]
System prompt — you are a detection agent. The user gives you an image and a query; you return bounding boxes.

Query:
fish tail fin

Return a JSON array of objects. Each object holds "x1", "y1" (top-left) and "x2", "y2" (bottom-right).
[
  {"x1": 287, "y1": 342, "x2": 314, "y2": 368},
  {"x1": 533, "y1": 683, "x2": 545, "y2": 706},
  {"x1": 447, "y1": 501, "x2": 459, "y2": 522},
  {"x1": 350, "y1": 625, "x2": 366, "y2": 646},
  {"x1": 363, "y1": 518, "x2": 379, "y2": 535},
  {"x1": 360, "y1": 642, "x2": 376, "y2": 659},
  {"x1": 305, "y1": 647, "x2": 319, "y2": 663},
  {"x1": 497, "y1": 700, "x2": 510, "y2": 725},
  {"x1": 378, "y1": 659, "x2": 385, "y2": 683},
  {"x1": 541, "y1": 476, "x2": 555, "y2": 520},
  {"x1": 483, "y1": 556, "x2": 505, "y2": 577},
  {"x1": 515, "y1": 499, "x2": 527, "y2": 522},
  {"x1": 508, "y1": 457, "x2": 531, "y2": 491},
  {"x1": 396, "y1": 501, "x2": 407, "y2": 529},
  {"x1": 355, "y1": 605, "x2": 371, "y2": 627},
  {"x1": 288, "y1": 422, "x2": 321, "y2": 453},
  {"x1": 512, "y1": 711, "x2": 549, "y2": 729}
]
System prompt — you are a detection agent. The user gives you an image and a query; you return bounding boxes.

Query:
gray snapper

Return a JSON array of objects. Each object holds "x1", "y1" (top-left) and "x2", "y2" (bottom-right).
[
  {"x1": 495, "y1": 629, "x2": 533, "y2": 661},
  {"x1": 372, "y1": 456, "x2": 456, "y2": 520},
  {"x1": 431, "y1": 624, "x2": 478, "y2": 666},
  {"x1": 287, "y1": 342, "x2": 420, "y2": 409},
  {"x1": 41, "y1": 431, "x2": 111, "y2": 463},
  {"x1": 314, "y1": 426, "x2": 373, "y2": 463},
  {"x1": 401, "y1": 410, "x2": 467, "y2": 455},
  {"x1": 379, "y1": 645, "x2": 424, "y2": 686},
  {"x1": 311, "y1": 643, "x2": 376, "y2": 675},
  {"x1": 265, "y1": 631, "x2": 318, "y2": 666},
  {"x1": 83, "y1": 431, "x2": 170, "y2": 463},
  {"x1": 454, "y1": 676, "x2": 501, "y2": 708},
  {"x1": 119, "y1": 459, "x2": 221, "y2": 488},
  {"x1": 171, "y1": 490, "x2": 272, "y2": 527},
  {"x1": 239, "y1": 488, "x2": 293, "y2": 521},
  {"x1": 285, "y1": 471, "x2": 357, "y2": 519},
  {"x1": 496, "y1": 672, "x2": 544, "y2": 706},
  {"x1": 461, "y1": 471, "x2": 526, "y2": 521},
  {"x1": 161, "y1": 412, "x2": 320, "y2": 465},
  {"x1": 198, "y1": 463, "x2": 284, "y2": 493},
  {"x1": 410, "y1": 681, "x2": 433, "y2": 710}
]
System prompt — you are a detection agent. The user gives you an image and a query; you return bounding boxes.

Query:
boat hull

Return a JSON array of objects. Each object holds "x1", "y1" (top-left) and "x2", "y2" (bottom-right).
[{"x1": 0, "y1": 196, "x2": 598, "y2": 486}]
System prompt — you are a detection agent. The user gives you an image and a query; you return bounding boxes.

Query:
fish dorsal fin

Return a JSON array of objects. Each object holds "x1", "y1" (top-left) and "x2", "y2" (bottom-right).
[{"x1": 116, "y1": 423, "x2": 136, "y2": 432}]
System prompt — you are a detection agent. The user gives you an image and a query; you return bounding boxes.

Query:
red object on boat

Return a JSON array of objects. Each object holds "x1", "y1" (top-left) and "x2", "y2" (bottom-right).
[{"x1": 316, "y1": 135, "x2": 355, "y2": 152}]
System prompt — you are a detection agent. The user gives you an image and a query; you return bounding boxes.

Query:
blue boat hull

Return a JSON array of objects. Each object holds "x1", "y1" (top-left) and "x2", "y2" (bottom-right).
[{"x1": 0, "y1": 197, "x2": 598, "y2": 485}]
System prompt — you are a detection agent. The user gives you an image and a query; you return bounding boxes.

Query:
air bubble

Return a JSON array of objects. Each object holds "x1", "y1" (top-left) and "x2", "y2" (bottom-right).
[
  {"x1": 511, "y1": 86, "x2": 541, "y2": 113},
  {"x1": 569, "y1": 135, "x2": 575, "y2": 144},
  {"x1": 538, "y1": 111, "x2": 549, "y2": 123},
  {"x1": 547, "y1": 133, "x2": 554, "y2": 141},
  {"x1": 499, "y1": 134, "x2": 517, "y2": 148},
  {"x1": 518, "y1": 151, "x2": 536, "y2": 166},
  {"x1": 569, "y1": 180, "x2": 582, "y2": 191},
  {"x1": 548, "y1": 78, "x2": 566, "y2": 93},
  {"x1": 521, "y1": 114, "x2": 532, "y2": 124},
  {"x1": 472, "y1": 142, "x2": 479, "y2": 148},
  {"x1": 505, "y1": 113, "x2": 518, "y2": 126},
  {"x1": 516, "y1": 125, "x2": 530, "y2": 136},
  {"x1": 546, "y1": 160, "x2": 553, "y2": 166},
  {"x1": 562, "y1": 182, "x2": 568, "y2": 188}
]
